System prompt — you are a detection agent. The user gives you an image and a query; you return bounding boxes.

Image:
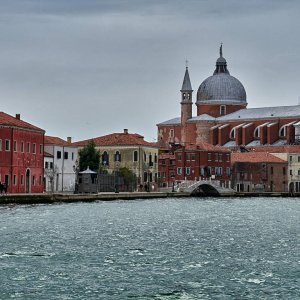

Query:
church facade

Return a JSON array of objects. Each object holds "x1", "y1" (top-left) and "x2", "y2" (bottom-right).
[{"x1": 157, "y1": 46, "x2": 300, "y2": 150}]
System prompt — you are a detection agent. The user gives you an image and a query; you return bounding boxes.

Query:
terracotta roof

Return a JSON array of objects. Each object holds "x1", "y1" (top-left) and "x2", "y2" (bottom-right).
[
  {"x1": 44, "y1": 151, "x2": 54, "y2": 158},
  {"x1": 184, "y1": 142, "x2": 230, "y2": 152},
  {"x1": 231, "y1": 152, "x2": 286, "y2": 164},
  {"x1": 72, "y1": 132, "x2": 158, "y2": 148},
  {"x1": 45, "y1": 135, "x2": 73, "y2": 146},
  {"x1": 0, "y1": 112, "x2": 44, "y2": 132},
  {"x1": 247, "y1": 145, "x2": 300, "y2": 153}
]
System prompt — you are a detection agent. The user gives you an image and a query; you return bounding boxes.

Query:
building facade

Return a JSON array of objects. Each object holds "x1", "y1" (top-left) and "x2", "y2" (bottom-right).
[
  {"x1": 157, "y1": 45, "x2": 300, "y2": 151},
  {"x1": 0, "y1": 112, "x2": 45, "y2": 193},
  {"x1": 44, "y1": 136, "x2": 78, "y2": 192},
  {"x1": 73, "y1": 129, "x2": 159, "y2": 190}
]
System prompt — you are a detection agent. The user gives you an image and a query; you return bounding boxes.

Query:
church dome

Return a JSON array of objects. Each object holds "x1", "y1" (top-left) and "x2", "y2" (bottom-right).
[{"x1": 196, "y1": 45, "x2": 247, "y2": 104}]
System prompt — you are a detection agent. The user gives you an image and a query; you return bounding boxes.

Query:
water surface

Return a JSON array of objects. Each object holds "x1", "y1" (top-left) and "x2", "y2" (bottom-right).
[{"x1": 0, "y1": 197, "x2": 299, "y2": 299}]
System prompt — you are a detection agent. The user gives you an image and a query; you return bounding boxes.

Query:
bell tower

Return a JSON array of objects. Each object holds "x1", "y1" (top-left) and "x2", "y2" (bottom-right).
[{"x1": 181, "y1": 63, "x2": 193, "y2": 125}]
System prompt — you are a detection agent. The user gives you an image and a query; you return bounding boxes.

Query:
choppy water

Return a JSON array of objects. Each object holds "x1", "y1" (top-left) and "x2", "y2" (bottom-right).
[{"x1": 0, "y1": 197, "x2": 299, "y2": 299}]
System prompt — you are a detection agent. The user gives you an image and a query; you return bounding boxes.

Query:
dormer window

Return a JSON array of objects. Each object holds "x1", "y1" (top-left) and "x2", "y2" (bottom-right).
[{"x1": 220, "y1": 105, "x2": 226, "y2": 116}]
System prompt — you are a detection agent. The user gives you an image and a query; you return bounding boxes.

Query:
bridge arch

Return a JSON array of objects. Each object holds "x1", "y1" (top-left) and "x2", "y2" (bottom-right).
[{"x1": 190, "y1": 183, "x2": 220, "y2": 196}]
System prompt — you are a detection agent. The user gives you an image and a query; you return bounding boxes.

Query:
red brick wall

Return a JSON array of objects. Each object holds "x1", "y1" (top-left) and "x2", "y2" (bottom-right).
[
  {"x1": 218, "y1": 125, "x2": 230, "y2": 145},
  {"x1": 267, "y1": 123, "x2": 279, "y2": 145}
]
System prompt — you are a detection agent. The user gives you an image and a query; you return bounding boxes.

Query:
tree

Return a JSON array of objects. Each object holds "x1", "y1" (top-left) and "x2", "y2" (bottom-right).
[
  {"x1": 78, "y1": 140, "x2": 100, "y2": 172},
  {"x1": 119, "y1": 167, "x2": 137, "y2": 190}
]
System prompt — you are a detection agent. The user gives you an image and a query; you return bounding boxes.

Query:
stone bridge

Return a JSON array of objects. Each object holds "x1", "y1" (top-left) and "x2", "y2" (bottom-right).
[{"x1": 177, "y1": 180, "x2": 235, "y2": 196}]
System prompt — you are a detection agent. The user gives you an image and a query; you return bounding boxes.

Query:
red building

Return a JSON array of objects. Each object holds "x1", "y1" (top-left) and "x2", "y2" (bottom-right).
[
  {"x1": 0, "y1": 112, "x2": 45, "y2": 193},
  {"x1": 231, "y1": 152, "x2": 288, "y2": 192},
  {"x1": 157, "y1": 45, "x2": 300, "y2": 151},
  {"x1": 158, "y1": 142, "x2": 231, "y2": 188}
]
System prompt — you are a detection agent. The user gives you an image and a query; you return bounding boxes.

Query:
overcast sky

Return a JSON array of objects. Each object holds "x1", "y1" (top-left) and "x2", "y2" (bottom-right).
[{"x1": 0, "y1": 0, "x2": 299, "y2": 142}]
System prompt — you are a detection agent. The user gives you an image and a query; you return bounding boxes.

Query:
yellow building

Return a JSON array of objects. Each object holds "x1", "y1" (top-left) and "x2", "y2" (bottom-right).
[{"x1": 73, "y1": 129, "x2": 158, "y2": 189}]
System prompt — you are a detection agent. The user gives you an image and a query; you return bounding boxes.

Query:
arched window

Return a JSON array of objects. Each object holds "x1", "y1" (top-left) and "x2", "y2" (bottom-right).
[
  {"x1": 149, "y1": 154, "x2": 153, "y2": 166},
  {"x1": 230, "y1": 128, "x2": 235, "y2": 139},
  {"x1": 182, "y1": 93, "x2": 186, "y2": 100},
  {"x1": 102, "y1": 151, "x2": 109, "y2": 166},
  {"x1": 154, "y1": 153, "x2": 157, "y2": 163},
  {"x1": 279, "y1": 126, "x2": 285, "y2": 137},
  {"x1": 114, "y1": 151, "x2": 121, "y2": 162},
  {"x1": 133, "y1": 151, "x2": 138, "y2": 162},
  {"x1": 253, "y1": 127, "x2": 260, "y2": 138}
]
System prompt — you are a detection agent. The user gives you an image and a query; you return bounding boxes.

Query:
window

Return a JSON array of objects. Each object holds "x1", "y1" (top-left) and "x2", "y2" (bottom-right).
[
  {"x1": 161, "y1": 159, "x2": 166, "y2": 165},
  {"x1": 208, "y1": 153, "x2": 212, "y2": 161},
  {"x1": 186, "y1": 167, "x2": 191, "y2": 175},
  {"x1": 5, "y1": 140, "x2": 10, "y2": 151},
  {"x1": 298, "y1": 169, "x2": 300, "y2": 176},
  {"x1": 57, "y1": 151, "x2": 61, "y2": 159},
  {"x1": 21, "y1": 175, "x2": 24, "y2": 185},
  {"x1": 5, "y1": 175, "x2": 9, "y2": 185},
  {"x1": 220, "y1": 105, "x2": 226, "y2": 116},
  {"x1": 178, "y1": 154, "x2": 182, "y2": 161},
  {"x1": 32, "y1": 176, "x2": 36, "y2": 186},
  {"x1": 290, "y1": 170, "x2": 293, "y2": 176},
  {"x1": 177, "y1": 167, "x2": 182, "y2": 175},
  {"x1": 64, "y1": 152, "x2": 68, "y2": 159},
  {"x1": 32, "y1": 143, "x2": 36, "y2": 154},
  {"x1": 72, "y1": 152, "x2": 74, "y2": 160},
  {"x1": 226, "y1": 154, "x2": 230, "y2": 162},
  {"x1": 45, "y1": 162, "x2": 49, "y2": 169},
  {"x1": 40, "y1": 144, "x2": 43, "y2": 154},
  {"x1": 215, "y1": 153, "x2": 218, "y2": 162},
  {"x1": 289, "y1": 156, "x2": 293, "y2": 163},
  {"x1": 50, "y1": 162, "x2": 53, "y2": 169},
  {"x1": 27, "y1": 142, "x2": 30, "y2": 153},
  {"x1": 21, "y1": 142, "x2": 24, "y2": 153},
  {"x1": 13, "y1": 141, "x2": 17, "y2": 152},
  {"x1": 283, "y1": 167, "x2": 286, "y2": 175},
  {"x1": 149, "y1": 154, "x2": 153, "y2": 166},
  {"x1": 191, "y1": 154, "x2": 195, "y2": 161},
  {"x1": 298, "y1": 156, "x2": 300, "y2": 163},
  {"x1": 270, "y1": 167, "x2": 273, "y2": 175},
  {"x1": 13, "y1": 175, "x2": 17, "y2": 185},
  {"x1": 186, "y1": 154, "x2": 190, "y2": 161},
  {"x1": 133, "y1": 151, "x2": 138, "y2": 162},
  {"x1": 102, "y1": 152, "x2": 109, "y2": 166},
  {"x1": 219, "y1": 154, "x2": 222, "y2": 162},
  {"x1": 154, "y1": 154, "x2": 157, "y2": 163},
  {"x1": 170, "y1": 129, "x2": 174, "y2": 137},
  {"x1": 226, "y1": 167, "x2": 231, "y2": 176},
  {"x1": 162, "y1": 172, "x2": 166, "y2": 178},
  {"x1": 114, "y1": 151, "x2": 121, "y2": 162}
]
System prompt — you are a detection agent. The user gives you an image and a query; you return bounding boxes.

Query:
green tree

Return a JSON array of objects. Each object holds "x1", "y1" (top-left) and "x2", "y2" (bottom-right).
[
  {"x1": 119, "y1": 167, "x2": 137, "y2": 190},
  {"x1": 78, "y1": 140, "x2": 100, "y2": 172}
]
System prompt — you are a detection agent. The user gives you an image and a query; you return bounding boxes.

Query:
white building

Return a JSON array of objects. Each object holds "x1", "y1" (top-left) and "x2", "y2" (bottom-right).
[
  {"x1": 44, "y1": 136, "x2": 78, "y2": 192},
  {"x1": 273, "y1": 152, "x2": 300, "y2": 193}
]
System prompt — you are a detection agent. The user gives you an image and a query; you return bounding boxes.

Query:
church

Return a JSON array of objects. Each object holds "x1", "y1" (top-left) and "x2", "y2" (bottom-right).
[{"x1": 157, "y1": 45, "x2": 300, "y2": 150}]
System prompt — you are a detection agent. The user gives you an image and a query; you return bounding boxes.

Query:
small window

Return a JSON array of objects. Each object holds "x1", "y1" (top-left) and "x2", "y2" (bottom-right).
[
  {"x1": 283, "y1": 167, "x2": 286, "y2": 175},
  {"x1": 27, "y1": 142, "x2": 30, "y2": 153},
  {"x1": 133, "y1": 151, "x2": 138, "y2": 162},
  {"x1": 177, "y1": 167, "x2": 182, "y2": 175},
  {"x1": 219, "y1": 154, "x2": 222, "y2": 162},
  {"x1": 64, "y1": 152, "x2": 68, "y2": 159},
  {"x1": 186, "y1": 154, "x2": 190, "y2": 161},
  {"x1": 215, "y1": 153, "x2": 218, "y2": 162},
  {"x1": 72, "y1": 152, "x2": 74, "y2": 160},
  {"x1": 102, "y1": 152, "x2": 109, "y2": 166},
  {"x1": 32, "y1": 176, "x2": 36, "y2": 186},
  {"x1": 186, "y1": 167, "x2": 191, "y2": 175},
  {"x1": 21, "y1": 175, "x2": 24, "y2": 185},
  {"x1": 50, "y1": 162, "x2": 53, "y2": 169},
  {"x1": 220, "y1": 105, "x2": 226, "y2": 116},
  {"x1": 5, "y1": 140, "x2": 10, "y2": 151},
  {"x1": 178, "y1": 154, "x2": 182, "y2": 161},
  {"x1": 298, "y1": 156, "x2": 300, "y2": 163},
  {"x1": 226, "y1": 154, "x2": 230, "y2": 162},
  {"x1": 170, "y1": 129, "x2": 174, "y2": 137},
  {"x1": 289, "y1": 156, "x2": 293, "y2": 163},
  {"x1": 45, "y1": 162, "x2": 49, "y2": 169},
  {"x1": 13, "y1": 141, "x2": 17, "y2": 152},
  {"x1": 161, "y1": 159, "x2": 166, "y2": 165},
  {"x1": 298, "y1": 169, "x2": 300, "y2": 176},
  {"x1": 191, "y1": 154, "x2": 195, "y2": 161},
  {"x1": 114, "y1": 151, "x2": 121, "y2": 162},
  {"x1": 57, "y1": 151, "x2": 61, "y2": 159},
  {"x1": 33, "y1": 143, "x2": 36, "y2": 154},
  {"x1": 208, "y1": 153, "x2": 212, "y2": 161},
  {"x1": 162, "y1": 172, "x2": 166, "y2": 178},
  {"x1": 21, "y1": 142, "x2": 24, "y2": 153},
  {"x1": 226, "y1": 167, "x2": 231, "y2": 176},
  {"x1": 154, "y1": 154, "x2": 157, "y2": 163},
  {"x1": 290, "y1": 170, "x2": 293, "y2": 175},
  {"x1": 13, "y1": 175, "x2": 17, "y2": 185}
]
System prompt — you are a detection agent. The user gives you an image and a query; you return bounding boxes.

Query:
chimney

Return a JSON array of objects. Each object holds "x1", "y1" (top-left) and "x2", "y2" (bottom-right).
[
  {"x1": 124, "y1": 129, "x2": 128, "y2": 134},
  {"x1": 16, "y1": 114, "x2": 20, "y2": 120},
  {"x1": 67, "y1": 137, "x2": 72, "y2": 143}
]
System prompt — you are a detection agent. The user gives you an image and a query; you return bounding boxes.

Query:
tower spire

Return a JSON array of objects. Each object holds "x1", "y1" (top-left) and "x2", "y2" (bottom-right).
[
  {"x1": 220, "y1": 42, "x2": 223, "y2": 57},
  {"x1": 181, "y1": 63, "x2": 192, "y2": 92}
]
